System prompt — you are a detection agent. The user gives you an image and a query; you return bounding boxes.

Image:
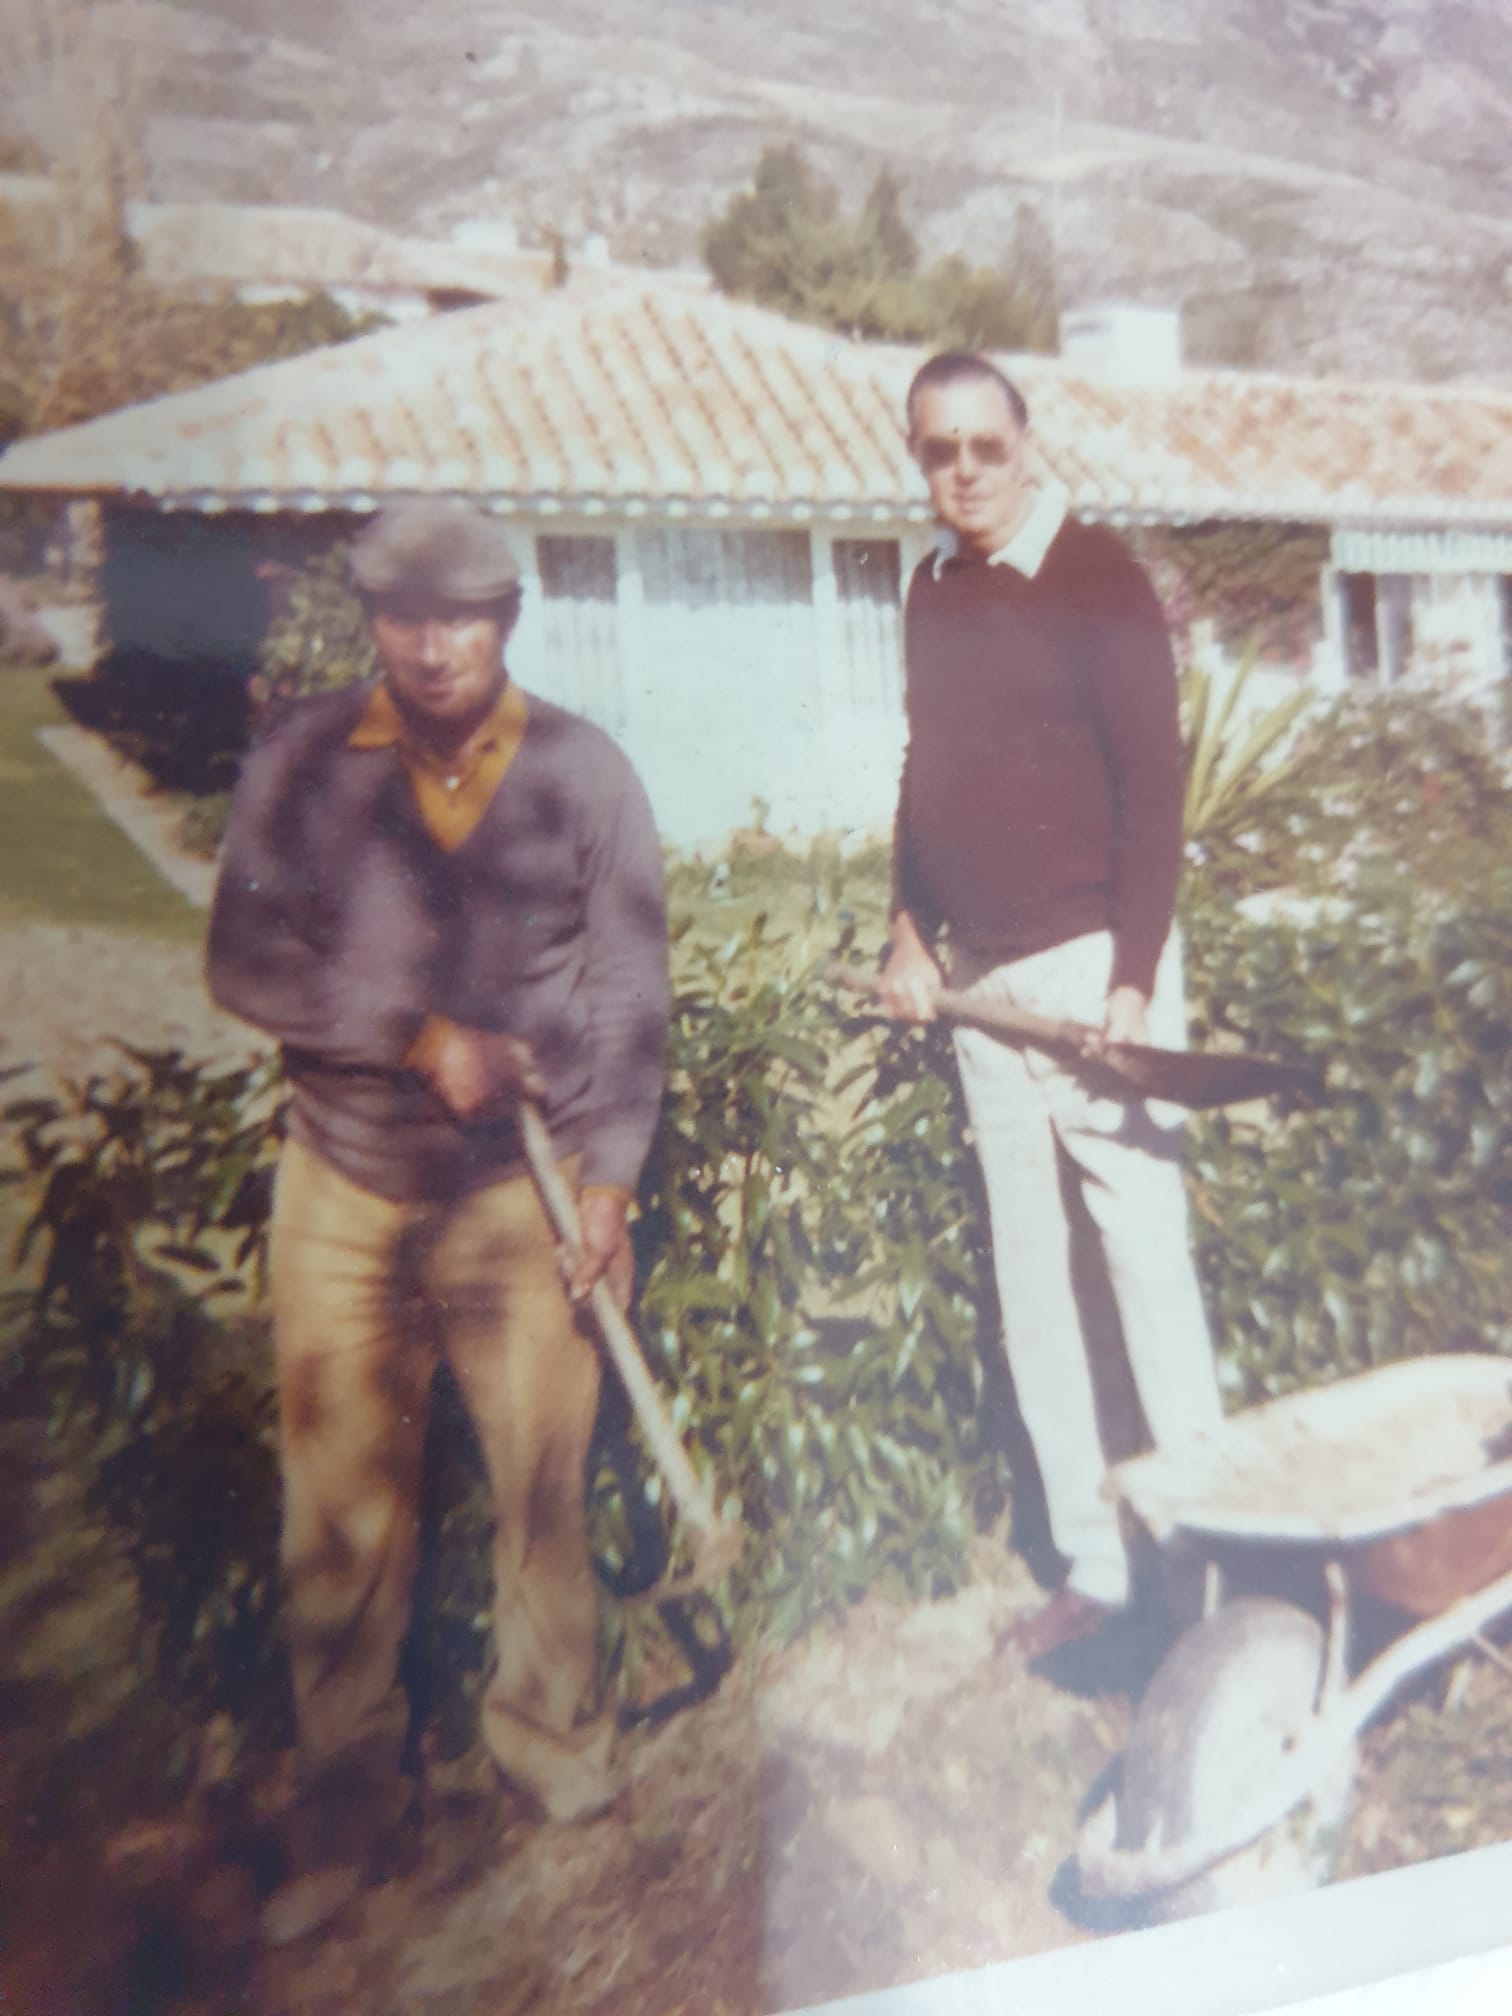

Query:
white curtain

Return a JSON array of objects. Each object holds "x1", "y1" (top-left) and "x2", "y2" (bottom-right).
[
  {"x1": 632, "y1": 527, "x2": 817, "y2": 840},
  {"x1": 831, "y1": 538, "x2": 902, "y2": 715},
  {"x1": 535, "y1": 534, "x2": 625, "y2": 734}
]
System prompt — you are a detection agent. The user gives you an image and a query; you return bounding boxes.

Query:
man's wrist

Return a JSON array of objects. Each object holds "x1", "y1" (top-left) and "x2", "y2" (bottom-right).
[{"x1": 889, "y1": 909, "x2": 927, "y2": 956}]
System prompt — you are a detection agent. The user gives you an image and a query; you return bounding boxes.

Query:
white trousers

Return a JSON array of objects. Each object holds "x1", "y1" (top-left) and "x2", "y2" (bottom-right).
[{"x1": 951, "y1": 929, "x2": 1222, "y2": 1606}]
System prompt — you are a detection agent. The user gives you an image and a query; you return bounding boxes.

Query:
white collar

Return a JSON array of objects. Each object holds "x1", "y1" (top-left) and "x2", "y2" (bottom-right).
[{"x1": 930, "y1": 481, "x2": 1069, "y2": 581}]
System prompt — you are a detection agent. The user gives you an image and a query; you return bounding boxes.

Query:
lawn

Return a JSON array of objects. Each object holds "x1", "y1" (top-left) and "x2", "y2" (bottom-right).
[{"x1": 0, "y1": 666, "x2": 206, "y2": 942}]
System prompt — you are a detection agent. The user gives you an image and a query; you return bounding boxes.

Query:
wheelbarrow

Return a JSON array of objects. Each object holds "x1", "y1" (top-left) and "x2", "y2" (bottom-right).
[{"x1": 1073, "y1": 1353, "x2": 1512, "y2": 1921}]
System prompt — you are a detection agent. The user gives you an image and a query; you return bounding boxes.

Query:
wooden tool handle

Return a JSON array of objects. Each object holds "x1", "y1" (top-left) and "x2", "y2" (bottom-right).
[
  {"x1": 518, "y1": 1102, "x2": 721, "y2": 1543},
  {"x1": 828, "y1": 962, "x2": 1089, "y2": 1056}
]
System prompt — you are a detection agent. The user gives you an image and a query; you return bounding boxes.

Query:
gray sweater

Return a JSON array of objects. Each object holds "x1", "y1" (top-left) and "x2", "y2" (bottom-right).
[{"x1": 207, "y1": 682, "x2": 669, "y2": 1203}]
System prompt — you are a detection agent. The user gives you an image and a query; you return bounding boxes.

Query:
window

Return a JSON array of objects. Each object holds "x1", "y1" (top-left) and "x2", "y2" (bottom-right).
[
  {"x1": 536, "y1": 534, "x2": 624, "y2": 732},
  {"x1": 632, "y1": 527, "x2": 818, "y2": 838},
  {"x1": 1339, "y1": 572, "x2": 1413, "y2": 686},
  {"x1": 832, "y1": 538, "x2": 902, "y2": 711}
]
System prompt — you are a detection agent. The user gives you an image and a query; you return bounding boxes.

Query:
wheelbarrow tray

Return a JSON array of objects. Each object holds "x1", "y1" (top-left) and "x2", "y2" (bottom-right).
[{"x1": 1108, "y1": 1356, "x2": 1512, "y2": 1609}]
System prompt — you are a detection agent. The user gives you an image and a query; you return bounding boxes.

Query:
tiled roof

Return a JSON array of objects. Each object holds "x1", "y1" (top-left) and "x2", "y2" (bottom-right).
[{"x1": 1, "y1": 283, "x2": 1509, "y2": 530}]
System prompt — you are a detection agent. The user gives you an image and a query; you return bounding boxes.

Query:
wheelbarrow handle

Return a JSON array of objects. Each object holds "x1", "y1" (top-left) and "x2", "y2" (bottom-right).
[{"x1": 517, "y1": 1101, "x2": 734, "y2": 1570}]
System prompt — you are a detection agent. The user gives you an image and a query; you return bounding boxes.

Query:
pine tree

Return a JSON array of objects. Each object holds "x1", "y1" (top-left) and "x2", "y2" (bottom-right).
[
  {"x1": 858, "y1": 168, "x2": 918, "y2": 280},
  {"x1": 702, "y1": 143, "x2": 840, "y2": 313},
  {"x1": 704, "y1": 148, "x2": 1054, "y2": 355}
]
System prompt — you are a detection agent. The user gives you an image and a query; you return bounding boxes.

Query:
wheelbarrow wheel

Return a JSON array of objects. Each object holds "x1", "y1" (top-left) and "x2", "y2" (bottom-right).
[{"x1": 1108, "y1": 1598, "x2": 1356, "y2": 1922}]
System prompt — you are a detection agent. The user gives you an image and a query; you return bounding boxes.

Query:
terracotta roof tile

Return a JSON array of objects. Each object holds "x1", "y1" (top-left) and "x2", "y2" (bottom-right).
[{"x1": 2, "y1": 284, "x2": 1509, "y2": 531}]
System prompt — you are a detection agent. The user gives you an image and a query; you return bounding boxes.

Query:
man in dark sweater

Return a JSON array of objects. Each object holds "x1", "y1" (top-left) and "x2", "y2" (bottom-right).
[
  {"x1": 208, "y1": 500, "x2": 668, "y2": 1912},
  {"x1": 881, "y1": 352, "x2": 1221, "y2": 1659}
]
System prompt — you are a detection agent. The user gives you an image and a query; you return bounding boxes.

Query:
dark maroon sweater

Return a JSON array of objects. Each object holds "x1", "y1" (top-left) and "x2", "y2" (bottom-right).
[{"x1": 893, "y1": 517, "x2": 1185, "y2": 998}]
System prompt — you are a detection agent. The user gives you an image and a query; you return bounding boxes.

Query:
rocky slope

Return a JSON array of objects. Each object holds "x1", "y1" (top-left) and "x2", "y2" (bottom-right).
[{"x1": 71, "y1": 0, "x2": 1512, "y2": 383}]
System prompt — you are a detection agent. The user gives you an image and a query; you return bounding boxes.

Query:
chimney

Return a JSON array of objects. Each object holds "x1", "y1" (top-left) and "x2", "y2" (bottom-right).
[{"x1": 1058, "y1": 302, "x2": 1183, "y2": 381}]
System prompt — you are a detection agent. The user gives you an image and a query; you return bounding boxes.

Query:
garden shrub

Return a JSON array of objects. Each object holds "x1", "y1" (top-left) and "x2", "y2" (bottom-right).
[
  {"x1": 617, "y1": 913, "x2": 1002, "y2": 1648},
  {"x1": 1, "y1": 1049, "x2": 287, "y2": 1731},
  {"x1": 0, "y1": 908, "x2": 1005, "y2": 1736},
  {"x1": 1183, "y1": 866, "x2": 1512, "y2": 1403},
  {"x1": 1189, "y1": 684, "x2": 1512, "y2": 899},
  {"x1": 1270, "y1": 686, "x2": 1512, "y2": 900},
  {"x1": 251, "y1": 546, "x2": 376, "y2": 728}
]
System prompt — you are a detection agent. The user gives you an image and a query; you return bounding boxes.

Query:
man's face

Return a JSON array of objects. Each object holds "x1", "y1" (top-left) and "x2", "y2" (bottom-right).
[
  {"x1": 369, "y1": 601, "x2": 510, "y2": 731},
  {"x1": 910, "y1": 377, "x2": 1033, "y2": 558}
]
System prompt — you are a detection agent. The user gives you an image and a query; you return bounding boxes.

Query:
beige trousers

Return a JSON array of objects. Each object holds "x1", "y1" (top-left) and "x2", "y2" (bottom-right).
[
  {"x1": 951, "y1": 930, "x2": 1222, "y2": 1607},
  {"x1": 268, "y1": 1135, "x2": 608, "y2": 1816}
]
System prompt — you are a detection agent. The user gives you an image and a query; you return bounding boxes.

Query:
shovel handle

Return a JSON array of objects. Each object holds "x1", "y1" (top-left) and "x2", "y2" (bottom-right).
[
  {"x1": 828, "y1": 962, "x2": 1090, "y2": 1057},
  {"x1": 517, "y1": 1102, "x2": 723, "y2": 1546}
]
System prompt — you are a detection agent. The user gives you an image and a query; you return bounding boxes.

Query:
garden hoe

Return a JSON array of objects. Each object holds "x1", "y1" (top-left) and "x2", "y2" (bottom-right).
[
  {"x1": 518, "y1": 1098, "x2": 743, "y2": 1606},
  {"x1": 828, "y1": 964, "x2": 1324, "y2": 1111}
]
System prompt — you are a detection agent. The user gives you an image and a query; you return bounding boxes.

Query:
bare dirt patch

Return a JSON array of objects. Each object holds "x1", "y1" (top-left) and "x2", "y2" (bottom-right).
[{"x1": 252, "y1": 1575, "x2": 1119, "y2": 2016}]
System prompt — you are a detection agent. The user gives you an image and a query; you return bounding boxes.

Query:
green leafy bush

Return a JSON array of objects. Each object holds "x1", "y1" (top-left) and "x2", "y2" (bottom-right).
[
  {"x1": 251, "y1": 545, "x2": 377, "y2": 727},
  {"x1": 0, "y1": 909, "x2": 1006, "y2": 1733},
  {"x1": 1, "y1": 1049, "x2": 287, "y2": 1727},
  {"x1": 616, "y1": 916, "x2": 1002, "y2": 1647},
  {"x1": 1263, "y1": 687, "x2": 1512, "y2": 902},
  {"x1": 2, "y1": 1048, "x2": 282, "y2": 1413},
  {"x1": 1183, "y1": 868, "x2": 1512, "y2": 1403}
]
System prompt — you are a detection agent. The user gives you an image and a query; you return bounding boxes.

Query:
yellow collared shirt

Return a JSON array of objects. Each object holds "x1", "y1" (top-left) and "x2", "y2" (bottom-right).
[{"x1": 348, "y1": 678, "x2": 530, "y2": 853}]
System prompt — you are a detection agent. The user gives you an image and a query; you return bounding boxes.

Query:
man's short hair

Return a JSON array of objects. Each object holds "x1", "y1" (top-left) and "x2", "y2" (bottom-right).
[{"x1": 905, "y1": 352, "x2": 1029, "y2": 437}]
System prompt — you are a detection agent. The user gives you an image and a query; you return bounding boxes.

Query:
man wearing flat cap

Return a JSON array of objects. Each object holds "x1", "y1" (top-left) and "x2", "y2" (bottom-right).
[{"x1": 208, "y1": 499, "x2": 669, "y2": 1903}]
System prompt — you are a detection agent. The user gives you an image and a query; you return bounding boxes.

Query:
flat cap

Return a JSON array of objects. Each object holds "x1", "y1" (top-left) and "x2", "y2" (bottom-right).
[{"x1": 349, "y1": 499, "x2": 521, "y2": 603}]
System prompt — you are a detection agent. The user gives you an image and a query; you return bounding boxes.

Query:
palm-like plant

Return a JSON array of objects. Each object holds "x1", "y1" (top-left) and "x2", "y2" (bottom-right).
[{"x1": 1182, "y1": 647, "x2": 1313, "y2": 850}]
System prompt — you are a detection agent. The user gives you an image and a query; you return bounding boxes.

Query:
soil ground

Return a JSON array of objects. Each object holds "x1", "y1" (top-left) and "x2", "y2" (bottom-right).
[{"x1": 1, "y1": 1376, "x2": 1128, "y2": 2016}]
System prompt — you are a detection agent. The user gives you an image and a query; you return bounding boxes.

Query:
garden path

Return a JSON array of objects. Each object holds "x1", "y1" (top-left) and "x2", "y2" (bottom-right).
[{"x1": 0, "y1": 918, "x2": 262, "y2": 1084}]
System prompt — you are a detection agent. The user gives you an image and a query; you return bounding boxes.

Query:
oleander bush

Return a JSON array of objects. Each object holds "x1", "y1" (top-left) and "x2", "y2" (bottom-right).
[{"x1": 1182, "y1": 865, "x2": 1512, "y2": 1405}]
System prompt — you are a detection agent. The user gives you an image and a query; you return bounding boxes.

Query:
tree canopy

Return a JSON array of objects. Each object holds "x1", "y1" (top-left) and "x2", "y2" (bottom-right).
[
  {"x1": 702, "y1": 146, "x2": 1057, "y2": 354},
  {"x1": 0, "y1": 194, "x2": 382, "y2": 447},
  {"x1": 0, "y1": 0, "x2": 380, "y2": 446}
]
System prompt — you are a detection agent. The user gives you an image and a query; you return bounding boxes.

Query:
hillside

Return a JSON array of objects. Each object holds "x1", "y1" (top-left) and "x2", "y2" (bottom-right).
[{"x1": 20, "y1": 1, "x2": 1512, "y2": 379}]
